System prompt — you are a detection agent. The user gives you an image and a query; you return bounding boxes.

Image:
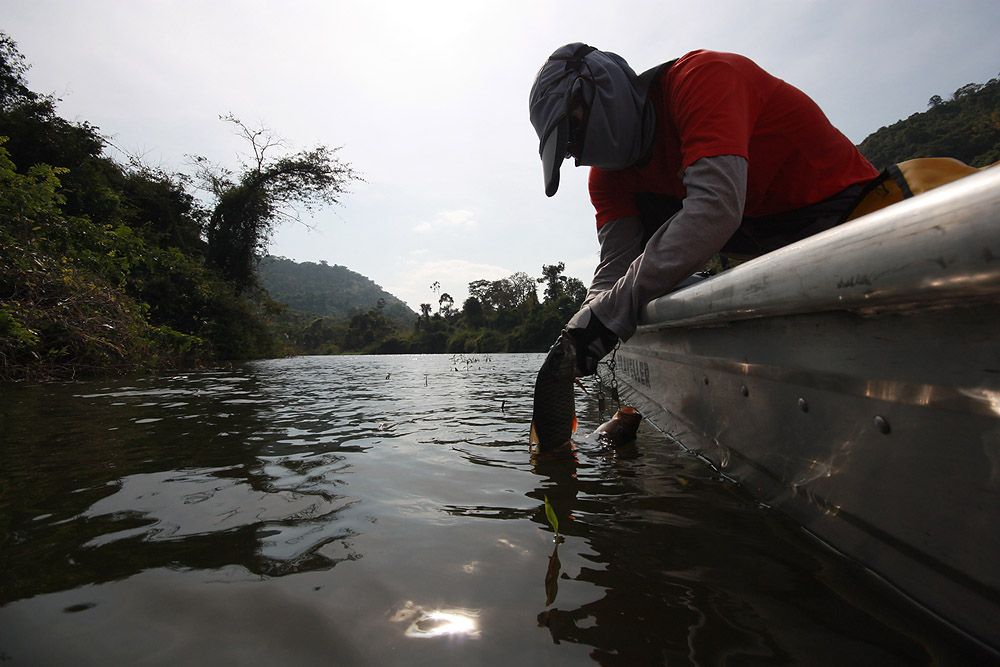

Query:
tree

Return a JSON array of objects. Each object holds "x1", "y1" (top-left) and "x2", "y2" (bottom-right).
[
  {"x1": 0, "y1": 138, "x2": 66, "y2": 238},
  {"x1": 344, "y1": 306, "x2": 394, "y2": 351},
  {"x1": 0, "y1": 37, "x2": 118, "y2": 224},
  {"x1": 438, "y1": 292, "x2": 454, "y2": 317},
  {"x1": 0, "y1": 33, "x2": 36, "y2": 112},
  {"x1": 538, "y1": 262, "x2": 568, "y2": 301},
  {"x1": 952, "y1": 83, "x2": 984, "y2": 101},
  {"x1": 467, "y1": 272, "x2": 537, "y2": 312},
  {"x1": 196, "y1": 114, "x2": 360, "y2": 291},
  {"x1": 507, "y1": 272, "x2": 538, "y2": 306},
  {"x1": 468, "y1": 279, "x2": 493, "y2": 308},
  {"x1": 461, "y1": 296, "x2": 484, "y2": 326},
  {"x1": 565, "y1": 276, "x2": 587, "y2": 304}
]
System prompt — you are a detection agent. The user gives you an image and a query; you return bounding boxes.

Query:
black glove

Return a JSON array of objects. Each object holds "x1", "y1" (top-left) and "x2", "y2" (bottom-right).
[{"x1": 564, "y1": 307, "x2": 618, "y2": 376}]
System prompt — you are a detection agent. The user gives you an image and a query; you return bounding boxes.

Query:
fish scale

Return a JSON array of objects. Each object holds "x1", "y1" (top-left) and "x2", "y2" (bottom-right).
[{"x1": 529, "y1": 335, "x2": 578, "y2": 452}]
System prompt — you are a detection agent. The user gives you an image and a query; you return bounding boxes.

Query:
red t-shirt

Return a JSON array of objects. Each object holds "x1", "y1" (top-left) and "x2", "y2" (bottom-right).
[{"x1": 589, "y1": 50, "x2": 878, "y2": 228}]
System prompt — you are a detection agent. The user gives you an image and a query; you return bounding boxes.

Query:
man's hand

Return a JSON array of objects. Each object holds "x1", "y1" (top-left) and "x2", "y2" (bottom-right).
[{"x1": 565, "y1": 306, "x2": 618, "y2": 376}]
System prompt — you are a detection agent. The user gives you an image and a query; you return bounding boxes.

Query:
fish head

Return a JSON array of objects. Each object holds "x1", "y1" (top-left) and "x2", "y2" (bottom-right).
[{"x1": 539, "y1": 332, "x2": 577, "y2": 381}]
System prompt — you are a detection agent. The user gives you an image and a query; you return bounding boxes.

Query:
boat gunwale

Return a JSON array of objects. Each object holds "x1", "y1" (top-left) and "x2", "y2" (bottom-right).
[{"x1": 638, "y1": 165, "x2": 1000, "y2": 331}]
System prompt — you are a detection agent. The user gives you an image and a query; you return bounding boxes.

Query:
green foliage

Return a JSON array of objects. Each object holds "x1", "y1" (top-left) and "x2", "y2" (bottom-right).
[
  {"x1": 0, "y1": 33, "x2": 322, "y2": 379},
  {"x1": 343, "y1": 306, "x2": 397, "y2": 351},
  {"x1": 394, "y1": 264, "x2": 581, "y2": 355},
  {"x1": 858, "y1": 76, "x2": 1000, "y2": 170},
  {"x1": 0, "y1": 137, "x2": 67, "y2": 233},
  {"x1": 205, "y1": 179, "x2": 272, "y2": 289},
  {"x1": 198, "y1": 285, "x2": 283, "y2": 361},
  {"x1": 539, "y1": 262, "x2": 569, "y2": 301},
  {"x1": 0, "y1": 138, "x2": 211, "y2": 380},
  {"x1": 469, "y1": 272, "x2": 537, "y2": 312},
  {"x1": 543, "y1": 495, "x2": 559, "y2": 536},
  {"x1": 0, "y1": 33, "x2": 35, "y2": 111},
  {"x1": 197, "y1": 114, "x2": 360, "y2": 291}
]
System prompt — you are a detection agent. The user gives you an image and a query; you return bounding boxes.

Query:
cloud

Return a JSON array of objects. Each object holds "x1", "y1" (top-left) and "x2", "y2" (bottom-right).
[{"x1": 412, "y1": 209, "x2": 479, "y2": 234}]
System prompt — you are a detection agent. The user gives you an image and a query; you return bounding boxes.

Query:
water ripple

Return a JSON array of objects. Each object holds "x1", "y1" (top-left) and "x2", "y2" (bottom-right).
[{"x1": 0, "y1": 354, "x2": 980, "y2": 665}]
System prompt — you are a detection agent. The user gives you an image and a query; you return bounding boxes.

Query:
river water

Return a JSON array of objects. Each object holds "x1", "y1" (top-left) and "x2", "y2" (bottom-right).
[{"x1": 0, "y1": 354, "x2": 987, "y2": 665}]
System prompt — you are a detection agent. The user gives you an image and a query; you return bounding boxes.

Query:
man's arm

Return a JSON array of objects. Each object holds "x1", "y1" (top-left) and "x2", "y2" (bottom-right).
[
  {"x1": 582, "y1": 215, "x2": 644, "y2": 307},
  {"x1": 588, "y1": 154, "x2": 748, "y2": 341}
]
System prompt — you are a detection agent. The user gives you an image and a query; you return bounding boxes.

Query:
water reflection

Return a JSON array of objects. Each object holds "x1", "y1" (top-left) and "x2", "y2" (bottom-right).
[
  {"x1": 0, "y1": 365, "x2": 375, "y2": 602},
  {"x1": 1, "y1": 355, "x2": 991, "y2": 665},
  {"x1": 544, "y1": 543, "x2": 561, "y2": 606},
  {"x1": 521, "y1": 405, "x2": 969, "y2": 665}
]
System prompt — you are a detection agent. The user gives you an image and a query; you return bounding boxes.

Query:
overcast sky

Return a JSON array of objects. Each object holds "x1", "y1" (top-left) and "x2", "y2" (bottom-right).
[{"x1": 5, "y1": 0, "x2": 1000, "y2": 311}]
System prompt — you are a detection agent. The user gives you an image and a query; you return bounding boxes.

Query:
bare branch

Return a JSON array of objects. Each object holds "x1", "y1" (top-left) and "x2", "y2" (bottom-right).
[{"x1": 202, "y1": 114, "x2": 361, "y2": 290}]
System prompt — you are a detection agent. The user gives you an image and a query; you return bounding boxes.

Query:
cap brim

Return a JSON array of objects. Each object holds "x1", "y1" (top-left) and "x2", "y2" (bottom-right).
[{"x1": 540, "y1": 117, "x2": 569, "y2": 197}]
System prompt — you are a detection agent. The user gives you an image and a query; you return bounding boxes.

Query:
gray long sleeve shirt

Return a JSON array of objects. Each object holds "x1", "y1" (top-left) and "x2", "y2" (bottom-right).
[{"x1": 584, "y1": 154, "x2": 748, "y2": 341}]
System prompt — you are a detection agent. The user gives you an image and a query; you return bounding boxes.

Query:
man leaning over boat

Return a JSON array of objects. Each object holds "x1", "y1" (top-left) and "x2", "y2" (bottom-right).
[{"x1": 528, "y1": 44, "x2": 879, "y2": 375}]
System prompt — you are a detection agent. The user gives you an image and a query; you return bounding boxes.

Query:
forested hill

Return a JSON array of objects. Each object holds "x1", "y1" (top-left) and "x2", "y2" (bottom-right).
[
  {"x1": 260, "y1": 256, "x2": 416, "y2": 325},
  {"x1": 858, "y1": 75, "x2": 1000, "y2": 170}
]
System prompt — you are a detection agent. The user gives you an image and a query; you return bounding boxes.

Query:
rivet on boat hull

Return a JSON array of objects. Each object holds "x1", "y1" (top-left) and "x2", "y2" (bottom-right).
[
  {"x1": 741, "y1": 385, "x2": 749, "y2": 397},
  {"x1": 874, "y1": 416, "x2": 891, "y2": 434},
  {"x1": 798, "y1": 398, "x2": 809, "y2": 413}
]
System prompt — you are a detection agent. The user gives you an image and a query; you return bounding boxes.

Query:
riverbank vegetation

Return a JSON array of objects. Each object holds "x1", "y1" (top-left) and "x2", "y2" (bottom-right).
[
  {"x1": 0, "y1": 34, "x2": 357, "y2": 380},
  {"x1": 0, "y1": 34, "x2": 582, "y2": 380}
]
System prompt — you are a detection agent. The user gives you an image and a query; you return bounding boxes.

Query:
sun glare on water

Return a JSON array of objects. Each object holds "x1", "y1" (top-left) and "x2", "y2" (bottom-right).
[
  {"x1": 390, "y1": 601, "x2": 481, "y2": 640},
  {"x1": 405, "y1": 610, "x2": 481, "y2": 639}
]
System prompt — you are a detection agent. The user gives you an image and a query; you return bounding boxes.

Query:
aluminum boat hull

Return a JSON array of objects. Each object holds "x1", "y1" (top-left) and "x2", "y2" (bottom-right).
[{"x1": 606, "y1": 166, "x2": 1000, "y2": 652}]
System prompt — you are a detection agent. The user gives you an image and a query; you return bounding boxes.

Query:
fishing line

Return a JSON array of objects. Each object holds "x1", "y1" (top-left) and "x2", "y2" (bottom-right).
[{"x1": 595, "y1": 341, "x2": 622, "y2": 418}]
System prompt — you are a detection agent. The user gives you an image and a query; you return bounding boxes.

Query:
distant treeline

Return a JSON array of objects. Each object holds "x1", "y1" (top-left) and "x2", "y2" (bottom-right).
[{"x1": 276, "y1": 262, "x2": 587, "y2": 356}]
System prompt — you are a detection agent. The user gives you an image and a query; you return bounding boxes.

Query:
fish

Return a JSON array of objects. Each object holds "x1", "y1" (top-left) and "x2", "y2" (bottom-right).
[
  {"x1": 529, "y1": 333, "x2": 578, "y2": 453},
  {"x1": 593, "y1": 407, "x2": 642, "y2": 448}
]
